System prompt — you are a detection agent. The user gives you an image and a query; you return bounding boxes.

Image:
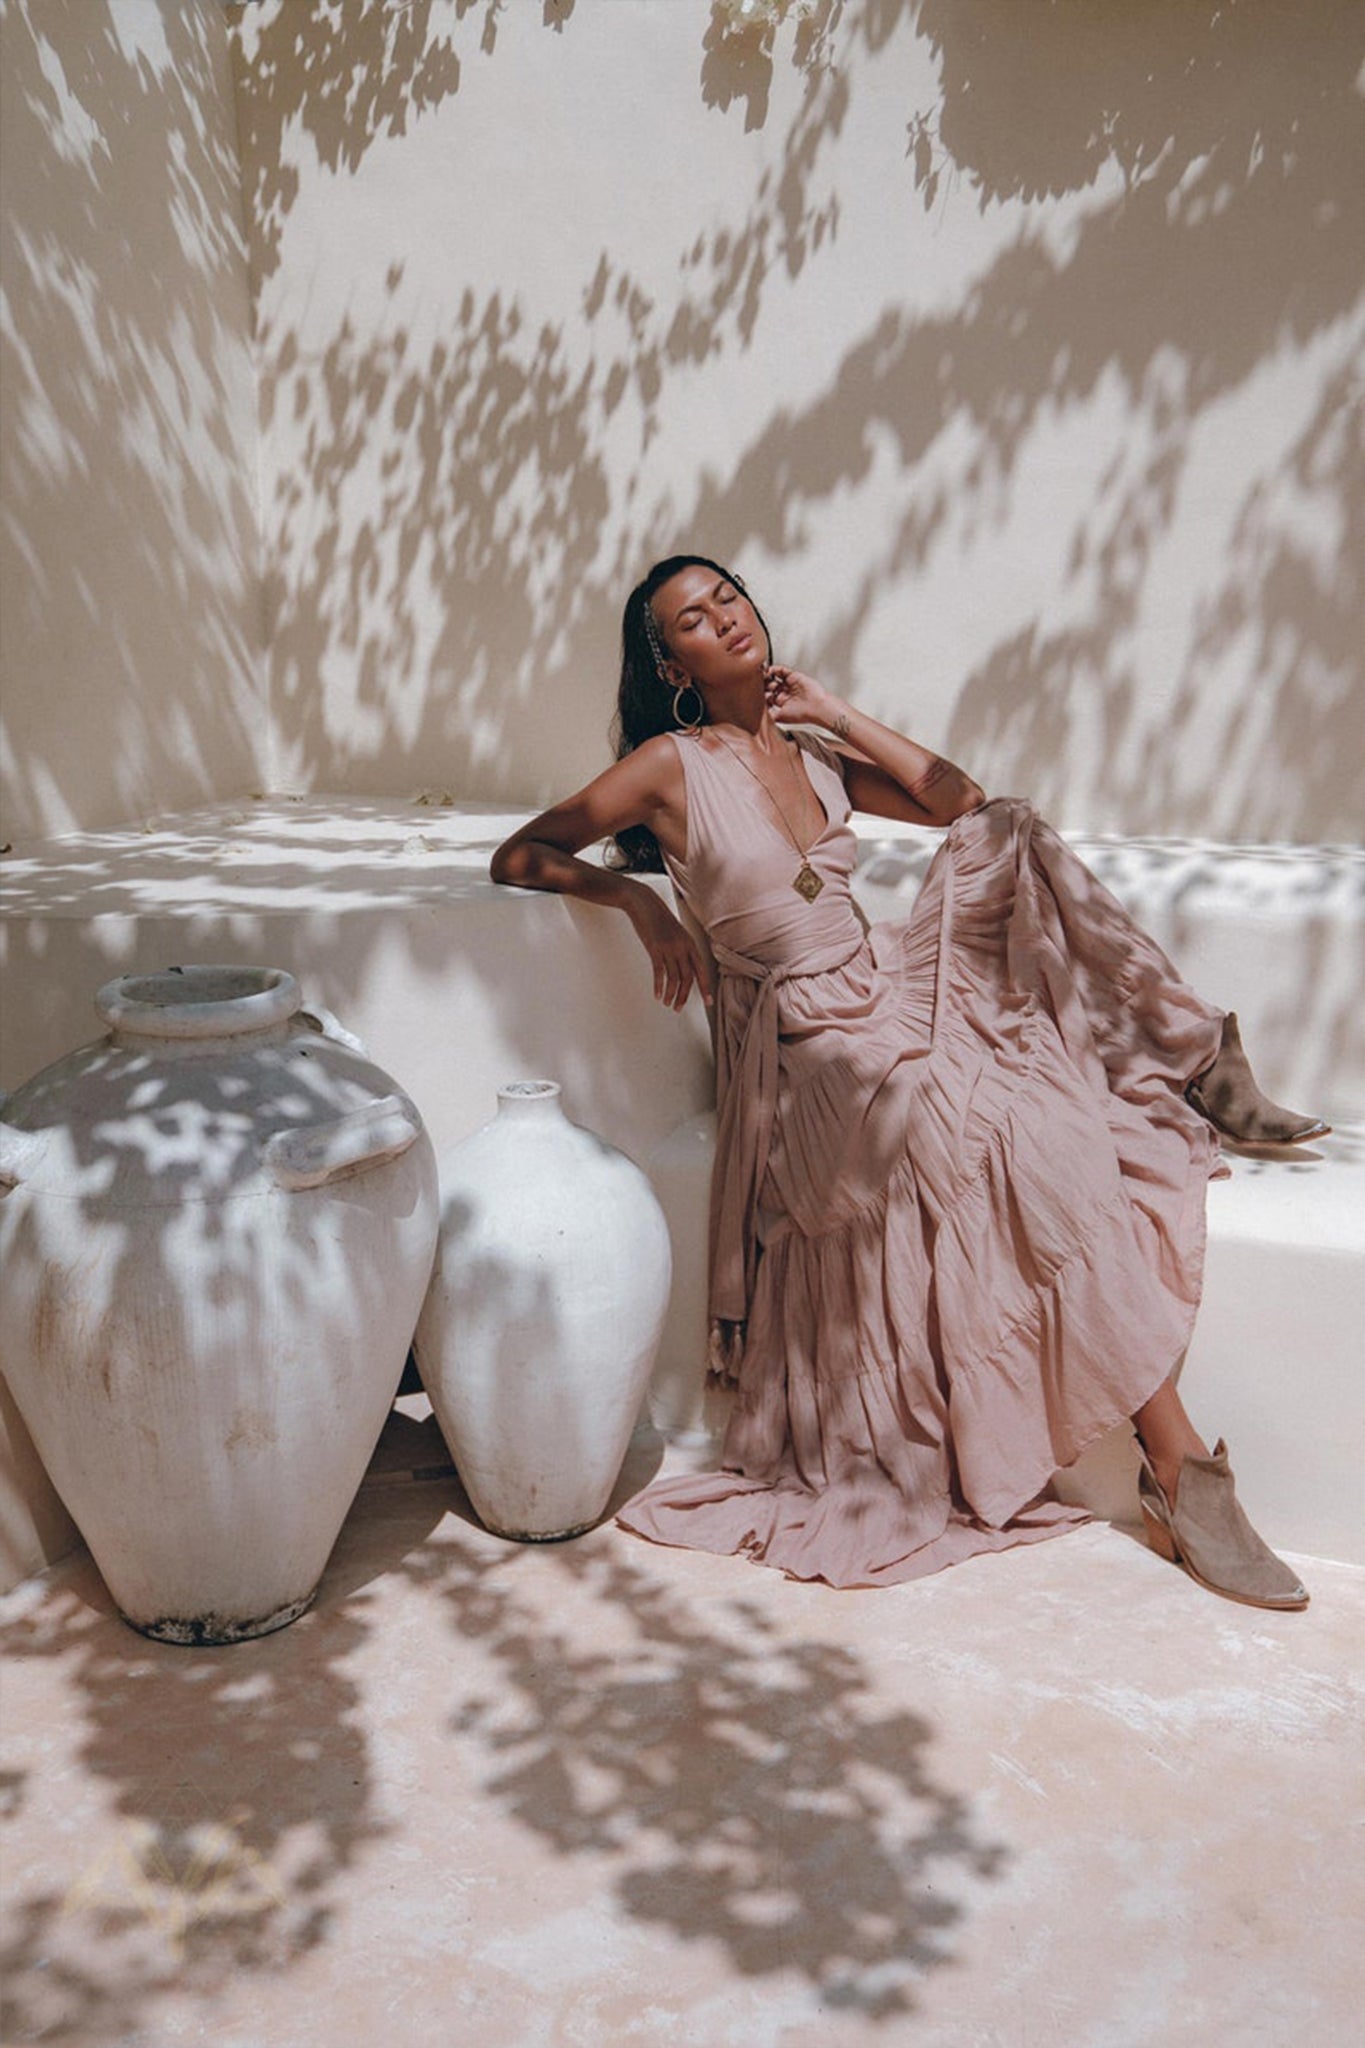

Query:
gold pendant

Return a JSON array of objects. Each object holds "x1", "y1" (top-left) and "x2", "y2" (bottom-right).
[{"x1": 793, "y1": 862, "x2": 824, "y2": 902}]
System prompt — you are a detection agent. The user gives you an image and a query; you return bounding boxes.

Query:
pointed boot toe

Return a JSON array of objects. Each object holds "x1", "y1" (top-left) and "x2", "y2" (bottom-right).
[{"x1": 1186, "y1": 1014, "x2": 1331, "y2": 1148}]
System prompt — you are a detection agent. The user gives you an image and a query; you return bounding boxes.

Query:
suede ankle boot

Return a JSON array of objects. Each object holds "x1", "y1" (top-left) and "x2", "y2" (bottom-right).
[
  {"x1": 1186, "y1": 1014, "x2": 1330, "y2": 1147},
  {"x1": 1138, "y1": 1440, "x2": 1309, "y2": 1610}
]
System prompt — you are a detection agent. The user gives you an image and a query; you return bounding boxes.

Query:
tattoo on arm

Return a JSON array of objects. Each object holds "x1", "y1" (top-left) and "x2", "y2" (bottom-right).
[{"x1": 831, "y1": 711, "x2": 851, "y2": 742}]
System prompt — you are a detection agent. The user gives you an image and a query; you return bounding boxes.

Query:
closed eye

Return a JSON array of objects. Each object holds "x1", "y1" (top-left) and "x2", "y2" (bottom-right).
[{"x1": 673, "y1": 582, "x2": 740, "y2": 632}]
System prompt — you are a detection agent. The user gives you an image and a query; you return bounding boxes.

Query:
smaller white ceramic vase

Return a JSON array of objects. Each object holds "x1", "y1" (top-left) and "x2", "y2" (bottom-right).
[{"x1": 416, "y1": 1081, "x2": 672, "y2": 1540}]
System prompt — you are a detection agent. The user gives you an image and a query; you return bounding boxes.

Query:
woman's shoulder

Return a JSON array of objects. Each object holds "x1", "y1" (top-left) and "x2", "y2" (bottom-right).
[
  {"x1": 610, "y1": 730, "x2": 687, "y2": 790},
  {"x1": 631, "y1": 730, "x2": 684, "y2": 766},
  {"x1": 626, "y1": 729, "x2": 691, "y2": 791},
  {"x1": 611, "y1": 732, "x2": 692, "y2": 839}
]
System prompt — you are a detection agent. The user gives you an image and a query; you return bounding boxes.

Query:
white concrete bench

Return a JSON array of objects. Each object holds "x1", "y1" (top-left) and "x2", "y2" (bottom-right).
[{"x1": 3, "y1": 798, "x2": 1362, "y2": 1578}]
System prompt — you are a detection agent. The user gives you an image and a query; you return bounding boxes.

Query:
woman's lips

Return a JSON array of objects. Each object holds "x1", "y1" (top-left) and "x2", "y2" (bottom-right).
[{"x1": 728, "y1": 633, "x2": 753, "y2": 654}]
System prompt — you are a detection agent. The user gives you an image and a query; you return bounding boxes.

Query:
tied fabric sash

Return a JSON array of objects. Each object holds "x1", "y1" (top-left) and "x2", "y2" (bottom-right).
[{"x1": 706, "y1": 930, "x2": 867, "y2": 1331}]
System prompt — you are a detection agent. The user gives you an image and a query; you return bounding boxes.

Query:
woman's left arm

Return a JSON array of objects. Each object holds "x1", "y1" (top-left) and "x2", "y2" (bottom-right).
[{"x1": 763, "y1": 665, "x2": 986, "y2": 826}]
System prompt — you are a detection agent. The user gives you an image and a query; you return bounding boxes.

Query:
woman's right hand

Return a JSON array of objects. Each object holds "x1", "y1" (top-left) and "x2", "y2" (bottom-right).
[{"x1": 628, "y1": 887, "x2": 713, "y2": 1011}]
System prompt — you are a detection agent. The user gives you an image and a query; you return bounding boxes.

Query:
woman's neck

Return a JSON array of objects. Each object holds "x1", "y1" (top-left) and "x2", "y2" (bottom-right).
[{"x1": 700, "y1": 682, "x2": 775, "y2": 744}]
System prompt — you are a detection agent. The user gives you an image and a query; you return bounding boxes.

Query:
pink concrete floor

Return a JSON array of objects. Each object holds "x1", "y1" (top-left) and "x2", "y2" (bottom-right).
[{"x1": 2, "y1": 1398, "x2": 1362, "y2": 2048}]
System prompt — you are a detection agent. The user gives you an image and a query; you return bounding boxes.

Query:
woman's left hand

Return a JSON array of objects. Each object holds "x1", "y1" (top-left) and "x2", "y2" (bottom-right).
[{"x1": 762, "y1": 664, "x2": 841, "y2": 729}]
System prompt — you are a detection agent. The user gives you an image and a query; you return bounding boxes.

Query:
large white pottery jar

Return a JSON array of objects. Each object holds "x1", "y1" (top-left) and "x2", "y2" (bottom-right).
[
  {"x1": 416, "y1": 1081, "x2": 671, "y2": 1540},
  {"x1": 0, "y1": 966, "x2": 438, "y2": 1643}
]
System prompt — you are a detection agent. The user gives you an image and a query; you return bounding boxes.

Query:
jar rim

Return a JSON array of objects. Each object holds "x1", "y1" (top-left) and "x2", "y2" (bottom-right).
[{"x1": 96, "y1": 966, "x2": 302, "y2": 1040}]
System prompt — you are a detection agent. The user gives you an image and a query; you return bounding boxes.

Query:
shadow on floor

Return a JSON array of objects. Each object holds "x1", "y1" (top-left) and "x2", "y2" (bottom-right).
[
  {"x1": 387, "y1": 1514, "x2": 1008, "y2": 2019},
  {"x1": 1, "y1": 1395, "x2": 1002, "y2": 2034}
]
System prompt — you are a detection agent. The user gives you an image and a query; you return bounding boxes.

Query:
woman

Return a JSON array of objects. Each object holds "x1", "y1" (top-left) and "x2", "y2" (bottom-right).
[{"x1": 492, "y1": 555, "x2": 1326, "y2": 1608}]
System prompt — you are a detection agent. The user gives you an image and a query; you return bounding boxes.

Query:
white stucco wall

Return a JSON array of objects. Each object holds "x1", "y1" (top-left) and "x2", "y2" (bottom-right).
[
  {"x1": 0, "y1": 0, "x2": 266, "y2": 841},
  {"x1": 232, "y1": 0, "x2": 1363, "y2": 845}
]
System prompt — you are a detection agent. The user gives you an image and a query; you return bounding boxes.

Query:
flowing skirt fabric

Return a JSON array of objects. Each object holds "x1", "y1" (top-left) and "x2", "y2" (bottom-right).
[{"x1": 619, "y1": 795, "x2": 1224, "y2": 1588}]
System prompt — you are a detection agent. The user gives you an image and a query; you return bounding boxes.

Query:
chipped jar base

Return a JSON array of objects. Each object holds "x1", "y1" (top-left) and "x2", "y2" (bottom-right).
[{"x1": 125, "y1": 1589, "x2": 318, "y2": 1647}]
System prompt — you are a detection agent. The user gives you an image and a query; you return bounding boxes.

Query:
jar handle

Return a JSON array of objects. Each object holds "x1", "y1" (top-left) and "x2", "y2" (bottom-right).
[
  {"x1": 0, "y1": 1114, "x2": 47, "y2": 1188},
  {"x1": 297, "y1": 1004, "x2": 370, "y2": 1057},
  {"x1": 265, "y1": 1095, "x2": 422, "y2": 1191}
]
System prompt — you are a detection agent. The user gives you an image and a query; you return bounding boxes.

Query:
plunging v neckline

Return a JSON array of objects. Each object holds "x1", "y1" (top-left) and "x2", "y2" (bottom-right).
[{"x1": 701, "y1": 729, "x2": 835, "y2": 858}]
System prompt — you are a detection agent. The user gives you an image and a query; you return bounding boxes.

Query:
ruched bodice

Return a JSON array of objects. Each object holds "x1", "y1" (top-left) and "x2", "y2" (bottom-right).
[{"x1": 620, "y1": 733, "x2": 1226, "y2": 1588}]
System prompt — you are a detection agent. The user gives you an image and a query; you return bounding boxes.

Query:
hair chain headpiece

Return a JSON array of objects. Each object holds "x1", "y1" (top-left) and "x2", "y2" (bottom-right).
[{"x1": 642, "y1": 600, "x2": 669, "y2": 679}]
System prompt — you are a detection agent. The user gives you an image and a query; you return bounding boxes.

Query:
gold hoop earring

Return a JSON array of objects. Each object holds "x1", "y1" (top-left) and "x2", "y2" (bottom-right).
[{"x1": 672, "y1": 680, "x2": 705, "y2": 733}]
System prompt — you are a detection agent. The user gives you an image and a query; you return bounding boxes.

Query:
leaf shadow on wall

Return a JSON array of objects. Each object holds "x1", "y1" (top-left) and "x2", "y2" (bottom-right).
[
  {"x1": 244, "y1": 0, "x2": 1362, "y2": 853},
  {"x1": 238, "y1": 0, "x2": 912, "y2": 812},
  {"x1": 228, "y1": 0, "x2": 471, "y2": 289},
  {"x1": 230, "y1": 0, "x2": 575, "y2": 288},
  {"x1": 0, "y1": 0, "x2": 265, "y2": 839},
  {"x1": 901, "y1": 0, "x2": 1365, "y2": 847},
  {"x1": 688, "y1": 0, "x2": 1365, "y2": 845}
]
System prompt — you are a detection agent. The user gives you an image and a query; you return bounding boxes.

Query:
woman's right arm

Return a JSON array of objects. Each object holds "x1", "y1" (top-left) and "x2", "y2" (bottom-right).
[{"x1": 490, "y1": 738, "x2": 712, "y2": 1013}]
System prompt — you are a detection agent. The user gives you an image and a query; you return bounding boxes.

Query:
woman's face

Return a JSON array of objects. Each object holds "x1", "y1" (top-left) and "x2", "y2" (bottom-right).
[{"x1": 651, "y1": 564, "x2": 767, "y2": 692}]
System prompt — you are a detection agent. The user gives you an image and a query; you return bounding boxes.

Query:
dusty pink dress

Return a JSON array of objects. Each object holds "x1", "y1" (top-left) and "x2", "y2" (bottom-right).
[{"x1": 618, "y1": 731, "x2": 1226, "y2": 1587}]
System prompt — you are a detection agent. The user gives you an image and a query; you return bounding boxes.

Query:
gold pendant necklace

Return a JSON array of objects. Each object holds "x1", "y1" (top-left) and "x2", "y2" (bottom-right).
[{"x1": 710, "y1": 730, "x2": 825, "y2": 900}]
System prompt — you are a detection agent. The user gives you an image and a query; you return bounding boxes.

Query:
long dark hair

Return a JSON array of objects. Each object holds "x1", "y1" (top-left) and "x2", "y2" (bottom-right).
[{"x1": 609, "y1": 554, "x2": 773, "y2": 871}]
